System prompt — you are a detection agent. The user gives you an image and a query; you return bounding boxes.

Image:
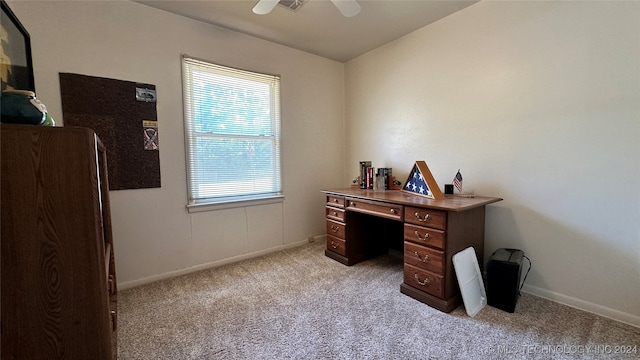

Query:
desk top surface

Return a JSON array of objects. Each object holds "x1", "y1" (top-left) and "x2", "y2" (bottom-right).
[{"x1": 322, "y1": 188, "x2": 502, "y2": 212}]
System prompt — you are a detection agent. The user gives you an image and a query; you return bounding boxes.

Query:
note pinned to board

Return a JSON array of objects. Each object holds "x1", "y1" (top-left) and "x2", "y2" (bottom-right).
[
  {"x1": 143, "y1": 120, "x2": 158, "y2": 150},
  {"x1": 136, "y1": 87, "x2": 157, "y2": 102}
]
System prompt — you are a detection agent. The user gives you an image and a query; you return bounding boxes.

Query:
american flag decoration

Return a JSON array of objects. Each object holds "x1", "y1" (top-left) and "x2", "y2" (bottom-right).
[
  {"x1": 453, "y1": 170, "x2": 463, "y2": 193},
  {"x1": 402, "y1": 161, "x2": 444, "y2": 200},
  {"x1": 405, "y1": 166, "x2": 432, "y2": 197}
]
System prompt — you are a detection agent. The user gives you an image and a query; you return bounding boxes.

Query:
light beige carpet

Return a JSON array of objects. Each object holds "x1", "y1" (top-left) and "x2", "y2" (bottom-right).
[{"x1": 117, "y1": 241, "x2": 639, "y2": 359}]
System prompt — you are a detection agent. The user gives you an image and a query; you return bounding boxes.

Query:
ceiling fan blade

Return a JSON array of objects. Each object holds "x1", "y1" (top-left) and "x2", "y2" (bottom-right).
[
  {"x1": 330, "y1": 0, "x2": 361, "y2": 17},
  {"x1": 253, "y1": 0, "x2": 280, "y2": 15}
]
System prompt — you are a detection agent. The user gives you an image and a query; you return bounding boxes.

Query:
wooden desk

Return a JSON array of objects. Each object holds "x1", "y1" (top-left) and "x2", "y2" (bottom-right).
[{"x1": 322, "y1": 188, "x2": 502, "y2": 312}]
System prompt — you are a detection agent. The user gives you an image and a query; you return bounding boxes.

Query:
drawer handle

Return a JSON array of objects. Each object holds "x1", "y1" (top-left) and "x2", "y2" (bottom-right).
[
  {"x1": 330, "y1": 225, "x2": 340, "y2": 233},
  {"x1": 108, "y1": 275, "x2": 116, "y2": 295},
  {"x1": 414, "y1": 252, "x2": 429, "y2": 263},
  {"x1": 414, "y1": 274, "x2": 430, "y2": 286},
  {"x1": 111, "y1": 310, "x2": 117, "y2": 331},
  {"x1": 332, "y1": 211, "x2": 338, "y2": 216},
  {"x1": 333, "y1": 198, "x2": 339, "y2": 203},
  {"x1": 415, "y1": 212, "x2": 431, "y2": 222},
  {"x1": 350, "y1": 201, "x2": 355, "y2": 206},
  {"x1": 331, "y1": 241, "x2": 339, "y2": 249},
  {"x1": 390, "y1": 208, "x2": 396, "y2": 214},
  {"x1": 414, "y1": 230, "x2": 430, "y2": 241}
]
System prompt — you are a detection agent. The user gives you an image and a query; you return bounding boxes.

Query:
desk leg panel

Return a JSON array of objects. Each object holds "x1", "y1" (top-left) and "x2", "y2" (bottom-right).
[
  {"x1": 443, "y1": 207, "x2": 486, "y2": 300},
  {"x1": 400, "y1": 283, "x2": 461, "y2": 313},
  {"x1": 325, "y1": 249, "x2": 351, "y2": 266}
]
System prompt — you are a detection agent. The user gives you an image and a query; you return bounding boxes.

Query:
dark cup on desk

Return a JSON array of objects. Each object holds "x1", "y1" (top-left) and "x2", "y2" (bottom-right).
[{"x1": 445, "y1": 184, "x2": 454, "y2": 194}]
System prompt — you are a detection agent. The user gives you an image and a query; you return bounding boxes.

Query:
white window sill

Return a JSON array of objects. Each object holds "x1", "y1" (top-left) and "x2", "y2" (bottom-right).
[{"x1": 186, "y1": 194, "x2": 285, "y2": 213}]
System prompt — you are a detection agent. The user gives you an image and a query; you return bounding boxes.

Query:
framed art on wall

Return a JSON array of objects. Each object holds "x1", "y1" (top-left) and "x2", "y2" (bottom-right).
[{"x1": 1, "y1": 0, "x2": 35, "y2": 92}]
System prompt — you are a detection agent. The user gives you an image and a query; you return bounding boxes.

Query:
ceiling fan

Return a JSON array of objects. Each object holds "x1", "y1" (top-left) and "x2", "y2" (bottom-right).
[{"x1": 253, "y1": 0, "x2": 361, "y2": 18}]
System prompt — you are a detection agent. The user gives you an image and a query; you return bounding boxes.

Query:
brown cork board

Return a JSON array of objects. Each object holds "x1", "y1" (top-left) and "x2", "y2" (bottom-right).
[{"x1": 59, "y1": 73, "x2": 160, "y2": 190}]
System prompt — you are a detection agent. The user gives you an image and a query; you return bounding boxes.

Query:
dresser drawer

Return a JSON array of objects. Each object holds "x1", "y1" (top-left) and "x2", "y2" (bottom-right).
[
  {"x1": 346, "y1": 198, "x2": 403, "y2": 221},
  {"x1": 404, "y1": 223, "x2": 445, "y2": 250},
  {"x1": 404, "y1": 207, "x2": 447, "y2": 230},
  {"x1": 326, "y1": 194, "x2": 345, "y2": 208},
  {"x1": 326, "y1": 207, "x2": 345, "y2": 222},
  {"x1": 326, "y1": 235, "x2": 346, "y2": 256},
  {"x1": 404, "y1": 264, "x2": 444, "y2": 298},
  {"x1": 326, "y1": 219, "x2": 346, "y2": 239},
  {"x1": 404, "y1": 241, "x2": 444, "y2": 275}
]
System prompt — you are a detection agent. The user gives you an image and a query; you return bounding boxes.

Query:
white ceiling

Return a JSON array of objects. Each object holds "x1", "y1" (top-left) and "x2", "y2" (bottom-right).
[{"x1": 136, "y1": 0, "x2": 478, "y2": 62}]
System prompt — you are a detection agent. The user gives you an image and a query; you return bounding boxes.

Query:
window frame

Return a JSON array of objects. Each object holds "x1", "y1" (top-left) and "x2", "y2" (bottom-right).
[{"x1": 181, "y1": 56, "x2": 283, "y2": 212}]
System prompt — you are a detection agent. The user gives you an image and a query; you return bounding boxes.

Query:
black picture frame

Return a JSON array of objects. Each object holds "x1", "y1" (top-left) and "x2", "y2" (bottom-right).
[{"x1": 1, "y1": 0, "x2": 35, "y2": 92}]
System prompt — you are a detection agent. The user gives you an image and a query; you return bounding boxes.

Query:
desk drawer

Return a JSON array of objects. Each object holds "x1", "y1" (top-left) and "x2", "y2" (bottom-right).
[
  {"x1": 346, "y1": 198, "x2": 403, "y2": 221},
  {"x1": 405, "y1": 207, "x2": 447, "y2": 230},
  {"x1": 326, "y1": 219, "x2": 346, "y2": 239},
  {"x1": 326, "y1": 235, "x2": 346, "y2": 256},
  {"x1": 404, "y1": 223, "x2": 445, "y2": 250},
  {"x1": 326, "y1": 207, "x2": 345, "y2": 222},
  {"x1": 404, "y1": 264, "x2": 443, "y2": 298},
  {"x1": 404, "y1": 241, "x2": 444, "y2": 275},
  {"x1": 326, "y1": 195, "x2": 345, "y2": 208}
]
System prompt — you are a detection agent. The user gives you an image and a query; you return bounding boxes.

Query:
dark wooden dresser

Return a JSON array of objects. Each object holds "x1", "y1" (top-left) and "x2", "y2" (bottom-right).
[
  {"x1": 323, "y1": 188, "x2": 501, "y2": 312},
  {"x1": 1, "y1": 124, "x2": 117, "y2": 359}
]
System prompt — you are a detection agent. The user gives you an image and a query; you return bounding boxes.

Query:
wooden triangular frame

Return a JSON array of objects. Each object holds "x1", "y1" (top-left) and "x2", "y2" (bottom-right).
[{"x1": 402, "y1": 160, "x2": 445, "y2": 200}]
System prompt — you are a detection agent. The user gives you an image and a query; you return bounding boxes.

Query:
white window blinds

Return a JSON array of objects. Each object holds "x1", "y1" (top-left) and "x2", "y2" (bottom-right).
[{"x1": 182, "y1": 56, "x2": 281, "y2": 204}]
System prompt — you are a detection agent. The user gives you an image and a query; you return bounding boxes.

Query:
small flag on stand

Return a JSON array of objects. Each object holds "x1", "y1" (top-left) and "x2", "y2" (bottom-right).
[{"x1": 453, "y1": 170, "x2": 463, "y2": 193}]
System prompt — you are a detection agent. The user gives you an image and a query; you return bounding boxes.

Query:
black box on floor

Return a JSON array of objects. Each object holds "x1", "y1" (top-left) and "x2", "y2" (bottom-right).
[{"x1": 486, "y1": 248, "x2": 525, "y2": 313}]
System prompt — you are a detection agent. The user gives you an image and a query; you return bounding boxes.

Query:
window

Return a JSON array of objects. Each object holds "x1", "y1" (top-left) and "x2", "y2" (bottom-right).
[{"x1": 182, "y1": 56, "x2": 282, "y2": 209}]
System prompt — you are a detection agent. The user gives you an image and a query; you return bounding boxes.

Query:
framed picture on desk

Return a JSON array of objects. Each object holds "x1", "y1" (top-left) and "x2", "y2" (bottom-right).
[{"x1": 402, "y1": 160, "x2": 445, "y2": 200}]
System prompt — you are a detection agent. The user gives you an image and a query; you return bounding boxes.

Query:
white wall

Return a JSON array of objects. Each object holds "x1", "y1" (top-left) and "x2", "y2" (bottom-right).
[
  {"x1": 9, "y1": 1, "x2": 345, "y2": 287},
  {"x1": 345, "y1": 1, "x2": 640, "y2": 326}
]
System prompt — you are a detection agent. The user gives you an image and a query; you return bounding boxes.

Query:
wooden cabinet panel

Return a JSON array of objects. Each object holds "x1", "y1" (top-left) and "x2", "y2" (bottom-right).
[
  {"x1": 326, "y1": 194, "x2": 345, "y2": 208},
  {"x1": 326, "y1": 207, "x2": 345, "y2": 222},
  {"x1": 403, "y1": 241, "x2": 444, "y2": 275},
  {"x1": 326, "y1": 235, "x2": 346, "y2": 256},
  {"x1": 1, "y1": 124, "x2": 117, "y2": 360},
  {"x1": 403, "y1": 223, "x2": 445, "y2": 250},
  {"x1": 324, "y1": 197, "x2": 349, "y2": 263},
  {"x1": 346, "y1": 197, "x2": 403, "y2": 221},
  {"x1": 404, "y1": 206, "x2": 447, "y2": 230},
  {"x1": 326, "y1": 219, "x2": 346, "y2": 239},
  {"x1": 403, "y1": 264, "x2": 444, "y2": 298}
]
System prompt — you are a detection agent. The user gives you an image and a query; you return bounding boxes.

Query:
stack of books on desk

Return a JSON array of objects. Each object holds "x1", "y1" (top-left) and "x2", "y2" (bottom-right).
[
  {"x1": 359, "y1": 161, "x2": 392, "y2": 190},
  {"x1": 359, "y1": 161, "x2": 372, "y2": 189}
]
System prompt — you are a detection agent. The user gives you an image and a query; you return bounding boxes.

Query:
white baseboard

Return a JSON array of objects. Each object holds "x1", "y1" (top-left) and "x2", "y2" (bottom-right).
[
  {"x1": 522, "y1": 284, "x2": 640, "y2": 328},
  {"x1": 118, "y1": 238, "x2": 313, "y2": 290}
]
